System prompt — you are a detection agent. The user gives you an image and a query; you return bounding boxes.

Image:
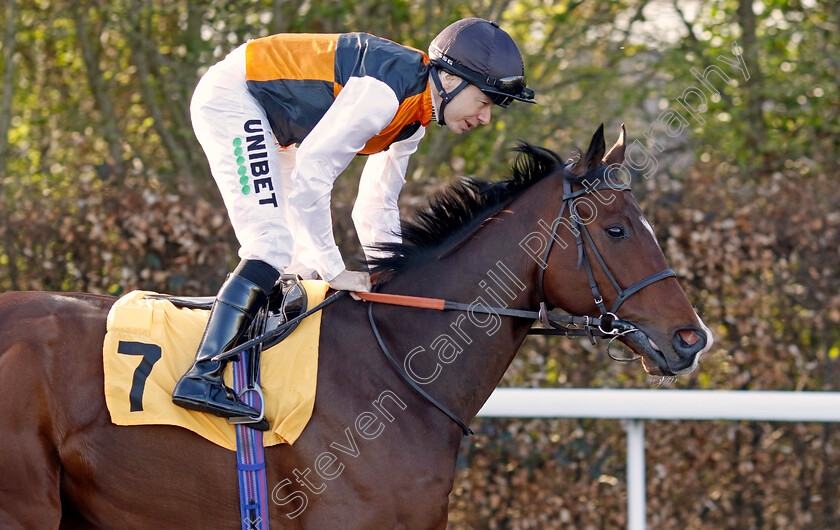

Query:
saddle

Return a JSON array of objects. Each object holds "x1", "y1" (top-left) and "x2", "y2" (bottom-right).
[{"x1": 146, "y1": 275, "x2": 308, "y2": 351}]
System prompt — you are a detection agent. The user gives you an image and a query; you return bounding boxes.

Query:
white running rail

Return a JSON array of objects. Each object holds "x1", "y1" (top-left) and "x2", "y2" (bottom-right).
[{"x1": 477, "y1": 389, "x2": 840, "y2": 530}]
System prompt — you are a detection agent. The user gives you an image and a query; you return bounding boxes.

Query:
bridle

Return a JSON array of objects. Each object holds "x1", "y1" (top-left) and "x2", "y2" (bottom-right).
[
  {"x1": 533, "y1": 170, "x2": 677, "y2": 343},
  {"x1": 364, "y1": 167, "x2": 677, "y2": 436}
]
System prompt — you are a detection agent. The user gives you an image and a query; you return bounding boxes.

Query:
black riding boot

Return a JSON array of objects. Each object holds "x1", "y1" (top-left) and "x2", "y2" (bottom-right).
[{"x1": 172, "y1": 271, "x2": 269, "y2": 428}]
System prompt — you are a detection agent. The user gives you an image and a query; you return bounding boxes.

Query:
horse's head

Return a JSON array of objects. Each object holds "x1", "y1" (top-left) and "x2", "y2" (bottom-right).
[{"x1": 540, "y1": 124, "x2": 712, "y2": 376}]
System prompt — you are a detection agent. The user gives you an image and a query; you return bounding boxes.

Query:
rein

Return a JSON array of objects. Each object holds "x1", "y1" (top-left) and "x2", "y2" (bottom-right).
[
  {"x1": 362, "y1": 288, "x2": 631, "y2": 437},
  {"x1": 355, "y1": 291, "x2": 635, "y2": 338}
]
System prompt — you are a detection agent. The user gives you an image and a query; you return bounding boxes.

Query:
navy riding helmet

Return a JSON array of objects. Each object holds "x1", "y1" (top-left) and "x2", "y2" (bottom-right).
[{"x1": 429, "y1": 18, "x2": 536, "y2": 124}]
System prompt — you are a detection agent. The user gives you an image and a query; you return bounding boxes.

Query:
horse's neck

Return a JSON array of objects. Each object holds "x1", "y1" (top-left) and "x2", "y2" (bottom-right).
[{"x1": 380, "y1": 183, "x2": 553, "y2": 423}]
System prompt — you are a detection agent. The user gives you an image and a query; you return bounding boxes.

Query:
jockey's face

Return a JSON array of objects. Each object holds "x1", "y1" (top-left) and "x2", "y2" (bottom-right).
[{"x1": 437, "y1": 72, "x2": 494, "y2": 134}]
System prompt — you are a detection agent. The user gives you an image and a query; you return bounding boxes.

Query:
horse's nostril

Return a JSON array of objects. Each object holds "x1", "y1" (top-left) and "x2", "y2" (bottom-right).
[
  {"x1": 672, "y1": 328, "x2": 706, "y2": 357},
  {"x1": 678, "y1": 329, "x2": 699, "y2": 346}
]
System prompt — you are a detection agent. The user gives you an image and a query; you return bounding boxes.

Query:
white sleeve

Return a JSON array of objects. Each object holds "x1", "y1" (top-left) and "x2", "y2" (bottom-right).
[
  {"x1": 352, "y1": 125, "x2": 425, "y2": 262},
  {"x1": 287, "y1": 76, "x2": 399, "y2": 281}
]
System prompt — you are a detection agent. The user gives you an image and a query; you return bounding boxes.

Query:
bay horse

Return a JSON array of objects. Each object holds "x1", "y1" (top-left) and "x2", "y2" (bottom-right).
[{"x1": 0, "y1": 125, "x2": 711, "y2": 528}]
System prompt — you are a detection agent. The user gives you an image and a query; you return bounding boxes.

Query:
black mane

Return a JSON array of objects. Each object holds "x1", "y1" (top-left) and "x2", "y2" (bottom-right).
[{"x1": 366, "y1": 142, "x2": 568, "y2": 275}]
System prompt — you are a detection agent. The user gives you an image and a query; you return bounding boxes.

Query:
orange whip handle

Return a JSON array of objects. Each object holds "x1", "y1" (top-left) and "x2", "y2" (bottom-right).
[{"x1": 352, "y1": 291, "x2": 446, "y2": 311}]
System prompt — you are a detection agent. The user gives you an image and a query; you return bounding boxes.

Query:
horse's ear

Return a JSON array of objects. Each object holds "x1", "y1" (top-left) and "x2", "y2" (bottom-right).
[
  {"x1": 570, "y1": 123, "x2": 606, "y2": 176},
  {"x1": 603, "y1": 123, "x2": 626, "y2": 166}
]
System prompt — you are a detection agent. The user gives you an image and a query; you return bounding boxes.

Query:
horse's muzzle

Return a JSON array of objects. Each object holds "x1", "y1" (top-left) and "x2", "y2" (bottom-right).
[{"x1": 621, "y1": 327, "x2": 708, "y2": 376}]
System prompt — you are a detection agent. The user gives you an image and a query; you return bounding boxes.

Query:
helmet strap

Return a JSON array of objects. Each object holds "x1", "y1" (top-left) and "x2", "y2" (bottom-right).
[{"x1": 430, "y1": 67, "x2": 469, "y2": 127}]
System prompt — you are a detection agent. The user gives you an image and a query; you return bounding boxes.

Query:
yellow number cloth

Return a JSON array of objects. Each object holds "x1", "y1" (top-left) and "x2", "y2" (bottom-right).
[{"x1": 103, "y1": 281, "x2": 328, "y2": 450}]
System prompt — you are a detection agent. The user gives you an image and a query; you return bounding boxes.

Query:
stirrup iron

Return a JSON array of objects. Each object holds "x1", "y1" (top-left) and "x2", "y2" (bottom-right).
[{"x1": 227, "y1": 384, "x2": 266, "y2": 426}]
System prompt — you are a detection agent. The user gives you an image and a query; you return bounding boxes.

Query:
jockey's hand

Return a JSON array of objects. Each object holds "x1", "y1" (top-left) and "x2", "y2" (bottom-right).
[{"x1": 328, "y1": 270, "x2": 371, "y2": 300}]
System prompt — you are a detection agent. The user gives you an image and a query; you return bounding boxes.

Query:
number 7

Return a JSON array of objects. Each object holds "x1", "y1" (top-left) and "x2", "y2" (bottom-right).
[{"x1": 117, "y1": 341, "x2": 162, "y2": 412}]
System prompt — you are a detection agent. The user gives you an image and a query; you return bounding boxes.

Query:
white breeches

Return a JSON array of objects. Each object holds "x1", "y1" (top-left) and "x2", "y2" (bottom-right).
[{"x1": 189, "y1": 44, "x2": 313, "y2": 277}]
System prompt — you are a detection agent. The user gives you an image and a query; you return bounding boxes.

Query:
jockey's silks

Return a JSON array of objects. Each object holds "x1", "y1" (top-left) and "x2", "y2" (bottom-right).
[{"x1": 245, "y1": 33, "x2": 434, "y2": 155}]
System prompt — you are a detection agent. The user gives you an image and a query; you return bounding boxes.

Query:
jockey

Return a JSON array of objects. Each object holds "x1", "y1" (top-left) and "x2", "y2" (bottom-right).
[{"x1": 172, "y1": 18, "x2": 536, "y2": 427}]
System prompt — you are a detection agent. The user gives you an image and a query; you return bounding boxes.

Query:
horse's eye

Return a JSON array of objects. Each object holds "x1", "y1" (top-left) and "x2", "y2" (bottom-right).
[{"x1": 606, "y1": 225, "x2": 627, "y2": 239}]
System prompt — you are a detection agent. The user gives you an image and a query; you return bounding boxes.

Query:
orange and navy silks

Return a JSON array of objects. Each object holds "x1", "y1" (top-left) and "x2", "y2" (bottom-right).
[{"x1": 245, "y1": 33, "x2": 434, "y2": 155}]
